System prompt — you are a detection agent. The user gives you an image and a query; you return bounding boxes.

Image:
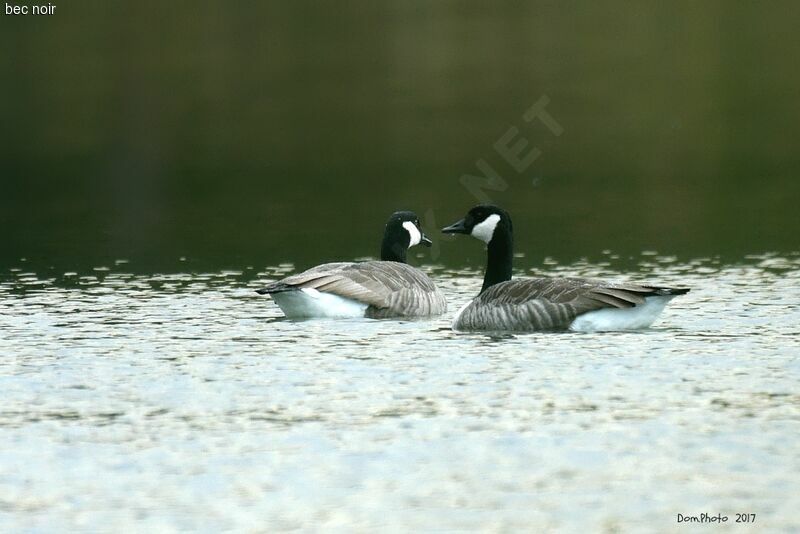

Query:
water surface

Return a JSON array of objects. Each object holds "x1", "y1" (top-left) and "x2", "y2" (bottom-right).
[{"x1": 2, "y1": 254, "x2": 798, "y2": 531}]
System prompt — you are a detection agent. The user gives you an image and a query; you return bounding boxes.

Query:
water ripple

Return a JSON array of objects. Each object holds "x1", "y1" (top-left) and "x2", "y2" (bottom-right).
[{"x1": 1, "y1": 254, "x2": 799, "y2": 531}]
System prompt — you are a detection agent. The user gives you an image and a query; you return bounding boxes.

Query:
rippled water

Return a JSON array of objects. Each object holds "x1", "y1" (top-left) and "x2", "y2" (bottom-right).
[{"x1": 1, "y1": 254, "x2": 799, "y2": 531}]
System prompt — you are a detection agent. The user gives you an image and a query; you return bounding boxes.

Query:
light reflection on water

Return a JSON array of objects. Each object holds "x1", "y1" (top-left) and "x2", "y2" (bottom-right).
[{"x1": 1, "y1": 254, "x2": 799, "y2": 531}]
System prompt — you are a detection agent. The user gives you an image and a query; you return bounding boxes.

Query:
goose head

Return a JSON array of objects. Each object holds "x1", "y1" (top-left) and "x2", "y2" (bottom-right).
[
  {"x1": 441, "y1": 205, "x2": 512, "y2": 244},
  {"x1": 442, "y1": 205, "x2": 514, "y2": 292},
  {"x1": 381, "y1": 211, "x2": 432, "y2": 262}
]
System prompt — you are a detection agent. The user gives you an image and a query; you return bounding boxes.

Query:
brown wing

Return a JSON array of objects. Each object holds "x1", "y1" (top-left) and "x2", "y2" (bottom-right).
[
  {"x1": 456, "y1": 278, "x2": 688, "y2": 331},
  {"x1": 258, "y1": 261, "x2": 446, "y2": 317}
]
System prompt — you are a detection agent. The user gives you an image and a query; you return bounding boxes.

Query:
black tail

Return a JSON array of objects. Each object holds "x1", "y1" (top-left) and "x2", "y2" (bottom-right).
[
  {"x1": 255, "y1": 282, "x2": 294, "y2": 295},
  {"x1": 647, "y1": 286, "x2": 690, "y2": 296}
]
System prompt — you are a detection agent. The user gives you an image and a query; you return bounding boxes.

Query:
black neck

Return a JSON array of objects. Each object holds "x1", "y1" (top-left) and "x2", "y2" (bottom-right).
[
  {"x1": 481, "y1": 223, "x2": 513, "y2": 293},
  {"x1": 380, "y1": 231, "x2": 408, "y2": 263}
]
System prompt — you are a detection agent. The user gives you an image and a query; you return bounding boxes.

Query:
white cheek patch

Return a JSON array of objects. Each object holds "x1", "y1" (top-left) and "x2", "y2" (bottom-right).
[
  {"x1": 470, "y1": 214, "x2": 501, "y2": 243},
  {"x1": 402, "y1": 221, "x2": 422, "y2": 247}
]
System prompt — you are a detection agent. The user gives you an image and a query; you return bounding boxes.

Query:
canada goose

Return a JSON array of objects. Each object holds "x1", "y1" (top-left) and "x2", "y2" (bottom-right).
[
  {"x1": 442, "y1": 205, "x2": 689, "y2": 332},
  {"x1": 257, "y1": 211, "x2": 446, "y2": 319}
]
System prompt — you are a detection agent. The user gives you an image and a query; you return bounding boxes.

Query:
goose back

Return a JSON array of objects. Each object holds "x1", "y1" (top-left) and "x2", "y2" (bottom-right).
[
  {"x1": 453, "y1": 277, "x2": 688, "y2": 331},
  {"x1": 260, "y1": 261, "x2": 446, "y2": 318}
]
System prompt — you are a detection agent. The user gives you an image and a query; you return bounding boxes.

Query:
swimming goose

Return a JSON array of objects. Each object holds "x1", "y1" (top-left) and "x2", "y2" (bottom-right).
[
  {"x1": 442, "y1": 205, "x2": 689, "y2": 332},
  {"x1": 257, "y1": 211, "x2": 446, "y2": 319}
]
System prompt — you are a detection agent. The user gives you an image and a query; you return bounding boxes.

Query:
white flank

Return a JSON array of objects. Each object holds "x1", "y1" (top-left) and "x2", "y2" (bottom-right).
[
  {"x1": 403, "y1": 221, "x2": 422, "y2": 247},
  {"x1": 271, "y1": 288, "x2": 368, "y2": 319},
  {"x1": 569, "y1": 295, "x2": 676, "y2": 332},
  {"x1": 451, "y1": 301, "x2": 471, "y2": 329},
  {"x1": 471, "y1": 214, "x2": 501, "y2": 243}
]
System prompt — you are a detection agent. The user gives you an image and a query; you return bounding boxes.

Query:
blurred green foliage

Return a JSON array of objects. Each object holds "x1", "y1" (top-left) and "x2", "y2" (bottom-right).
[{"x1": 2, "y1": 1, "x2": 798, "y2": 271}]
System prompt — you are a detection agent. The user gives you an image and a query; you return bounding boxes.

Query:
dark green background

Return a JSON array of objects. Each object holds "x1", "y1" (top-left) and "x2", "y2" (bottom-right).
[{"x1": 2, "y1": 1, "x2": 798, "y2": 272}]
